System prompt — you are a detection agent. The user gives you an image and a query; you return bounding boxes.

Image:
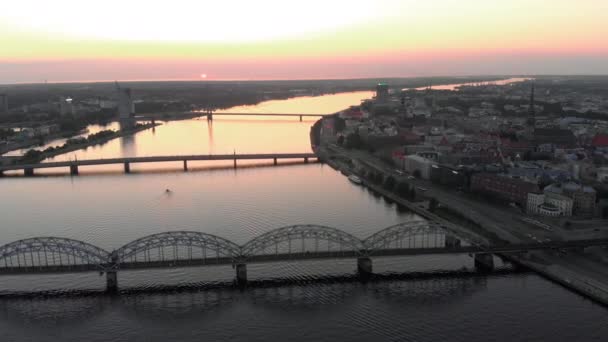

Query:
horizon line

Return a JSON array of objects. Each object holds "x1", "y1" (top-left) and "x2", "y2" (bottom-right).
[{"x1": 3, "y1": 74, "x2": 602, "y2": 87}]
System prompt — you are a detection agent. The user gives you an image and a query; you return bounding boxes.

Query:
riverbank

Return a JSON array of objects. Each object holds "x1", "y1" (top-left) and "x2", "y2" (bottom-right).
[
  {"x1": 0, "y1": 128, "x2": 90, "y2": 156},
  {"x1": 14, "y1": 122, "x2": 160, "y2": 164},
  {"x1": 315, "y1": 143, "x2": 608, "y2": 306}
]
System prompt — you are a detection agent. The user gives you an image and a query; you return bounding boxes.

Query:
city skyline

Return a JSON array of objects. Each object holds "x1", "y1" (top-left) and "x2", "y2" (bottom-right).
[{"x1": 1, "y1": 0, "x2": 608, "y2": 83}]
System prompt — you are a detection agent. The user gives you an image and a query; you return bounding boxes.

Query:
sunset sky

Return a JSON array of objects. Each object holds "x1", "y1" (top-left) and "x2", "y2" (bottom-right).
[{"x1": 1, "y1": 0, "x2": 607, "y2": 83}]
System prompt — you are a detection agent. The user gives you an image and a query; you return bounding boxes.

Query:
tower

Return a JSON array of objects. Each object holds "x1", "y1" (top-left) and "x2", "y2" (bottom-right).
[
  {"x1": 376, "y1": 83, "x2": 389, "y2": 103},
  {"x1": 59, "y1": 97, "x2": 75, "y2": 116},
  {"x1": 528, "y1": 83, "x2": 536, "y2": 129},
  {"x1": 116, "y1": 82, "x2": 134, "y2": 120},
  {"x1": 528, "y1": 83, "x2": 535, "y2": 117},
  {"x1": 0, "y1": 93, "x2": 8, "y2": 115}
]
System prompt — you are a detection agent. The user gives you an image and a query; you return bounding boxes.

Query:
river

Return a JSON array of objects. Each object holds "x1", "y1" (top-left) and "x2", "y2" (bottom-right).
[{"x1": 0, "y1": 86, "x2": 606, "y2": 341}]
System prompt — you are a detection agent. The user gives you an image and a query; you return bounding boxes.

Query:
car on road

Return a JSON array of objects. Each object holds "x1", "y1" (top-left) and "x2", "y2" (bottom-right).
[
  {"x1": 407, "y1": 176, "x2": 415, "y2": 180},
  {"x1": 394, "y1": 169, "x2": 404, "y2": 176}
]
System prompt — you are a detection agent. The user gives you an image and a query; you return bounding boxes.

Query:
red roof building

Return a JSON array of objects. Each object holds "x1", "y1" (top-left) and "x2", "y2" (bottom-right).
[{"x1": 592, "y1": 134, "x2": 608, "y2": 147}]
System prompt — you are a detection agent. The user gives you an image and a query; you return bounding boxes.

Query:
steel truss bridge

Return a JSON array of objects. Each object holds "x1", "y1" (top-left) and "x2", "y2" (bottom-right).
[{"x1": 1, "y1": 222, "x2": 606, "y2": 292}]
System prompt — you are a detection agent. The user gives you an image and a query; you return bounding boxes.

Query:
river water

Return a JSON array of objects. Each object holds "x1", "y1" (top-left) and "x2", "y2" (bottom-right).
[{"x1": 0, "y1": 87, "x2": 606, "y2": 341}]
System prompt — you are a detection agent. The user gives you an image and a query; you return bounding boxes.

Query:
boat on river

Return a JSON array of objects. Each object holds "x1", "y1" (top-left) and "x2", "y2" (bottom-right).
[{"x1": 348, "y1": 175, "x2": 362, "y2": 185}]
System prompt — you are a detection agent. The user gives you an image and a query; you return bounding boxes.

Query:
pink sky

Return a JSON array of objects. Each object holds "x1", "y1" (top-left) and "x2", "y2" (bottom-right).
[{"x1": 1, "y1": 0, "x2": 607, "y2": 83}]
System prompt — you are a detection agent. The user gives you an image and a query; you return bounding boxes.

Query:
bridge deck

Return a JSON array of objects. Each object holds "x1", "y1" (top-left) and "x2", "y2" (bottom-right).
[
  {"x1": 1, "y1": 239, "x2": 606, "y2": 275},
  {"x1": 211, "y1": 113, "x2": 328, "y2": 117},
  {"x1": 0, "y1": 153, "x2": 317, "y2": 172}
]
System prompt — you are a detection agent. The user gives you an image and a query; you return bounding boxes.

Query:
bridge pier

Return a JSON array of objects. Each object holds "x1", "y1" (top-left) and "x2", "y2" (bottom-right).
[
  {"x1": 69, "y1": 164, "x2": 79, "y2": 175},
  {"x1": 24, "y1": 167, "x2": 34, "y2": 176},
  {"x1": 106, "y1": 271, "x2": 118, "y2": 293},
  {"x1": 183, "y1": 160, "x2": 188, "y2": 171},
  {"x1": 235, "y1": 263, "x2": 247, "y2": 288},
  {"x1": 304, "y1": 157, "x2": 309, "y2": 164},
  {"x1": 445, "y1": 235, "x2": 461, "y2": 248},
  {"x1": 299, "y1": 115, "x2": 302, "y2": 122},
  {"x1": 474, "y1": 253, "x2": 495, "y2": 272},
  {"x1": 207, "y1": 113, "x2": 213, "y2": 121},
  {"x1": 273, "y1": 158, "x2": 277, "y2": 166},
  {"x1": 233, "y1": 158, "x2": 237, "y2": 169},
  {"x1": 357, "y1": 257, "x2": 373, "y2": 281},
  {"x1": 124, "y1": 162, "x2": 130, "y2": 173}
]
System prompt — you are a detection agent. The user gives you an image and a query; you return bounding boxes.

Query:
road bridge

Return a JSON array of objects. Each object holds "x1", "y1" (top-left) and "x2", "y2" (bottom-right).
[
  {"x1": 1, "y1": 222, "x2": 606, "y2": 292},
  {"x1": 0, "y1": 153, "x2": 317, "y2": 176},
  {"x1": 207, "y1": 113, "x2": 329, "y2": 121},
  {"x1": 134, "y1": 112, "x2": 330, "y2": 122}
]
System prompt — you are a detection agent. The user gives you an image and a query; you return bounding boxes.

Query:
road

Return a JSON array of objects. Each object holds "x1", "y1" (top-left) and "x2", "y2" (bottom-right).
[{"x1": 321, "y1": 144, "x2": 608, "y2": 305}]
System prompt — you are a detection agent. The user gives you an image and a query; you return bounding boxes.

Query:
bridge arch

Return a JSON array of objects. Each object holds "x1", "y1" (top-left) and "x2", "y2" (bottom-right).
[
  {"x1": 241, "y1": 225, "x2": 365, "y2": 258},
  {"x1": 0, "y1": 237, "x2": 110, "y2": 269},
  {"x1": 114, "y1": 231, "x2": 243, "y2": 264},
  {"x1": 363, "y1": 222, "x2": 450, "y2": 253}
]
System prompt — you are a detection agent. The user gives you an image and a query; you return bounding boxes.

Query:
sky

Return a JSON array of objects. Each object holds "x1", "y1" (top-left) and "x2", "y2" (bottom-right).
[{"x1": 1, "y1": 0, "x2": 607, "y2": 83}]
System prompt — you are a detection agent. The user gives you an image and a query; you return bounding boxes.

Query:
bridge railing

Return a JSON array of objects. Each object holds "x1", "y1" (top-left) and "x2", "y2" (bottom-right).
[{"x1": 0, "y1": 222, "x2": 468, "y2": 273}]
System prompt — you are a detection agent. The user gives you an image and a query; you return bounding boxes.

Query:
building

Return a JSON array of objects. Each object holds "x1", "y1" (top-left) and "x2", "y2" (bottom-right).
[
  {"x1": 320, "y1": 118, "x2": 336, "y2": 144},
  {"x1": 470, "y1": 173, "x2": 539, "y2": 206},
  {"x1": 0, "y1": 94, "x2": 7, "y2": 114},
  {"x1": 430, "y1": 164, "x2": 466, "y2": 187},
  {"x1": 376, "y1": 83, "x2": 389, "y2": 103},
  {"x1": 403, "y1": 154, "x2": 436, "y2": 180},
  {"x1": 527, "y1": 192, "x2": 573, "y2": 216},
  {"x1": 59, "y1": 97, "x2": 75, "y2": 116},
  {"x1": 117, "y1": 88, "x2": 134, "y2": 119},
  {"x1": 544, "y1": 182, "x2": 596, "y2": 216},
  {"x1": 597, "y1": 167, "x2": 608, "y2": 183},
  {"x1": 591, "y1": 134, "x2": 608, "y2": 148},
  {"x1": 533, "y1": 128, "x2": 576, "y2": 147}
]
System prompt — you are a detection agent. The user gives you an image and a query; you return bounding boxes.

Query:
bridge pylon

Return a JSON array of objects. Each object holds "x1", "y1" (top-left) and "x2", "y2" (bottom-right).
[
  {"x1": 474, "y1": 253, "x2": 494, "y2": 272},
  {"x1": 106, "y1": 270, "x2": 118, "y2": 293},
  {"x1": 236, "y1": 263, "x2": 247, "y2": 288},
  {"x1": 357, "y1": 257, "x2": 373, "y2": 281},
  {"x1": 106, "y1": 252, "x2": 119, "y2": 293}
]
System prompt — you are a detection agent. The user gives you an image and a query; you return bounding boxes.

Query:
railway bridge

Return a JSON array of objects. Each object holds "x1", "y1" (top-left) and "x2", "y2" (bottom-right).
[{"x1": 1, "y1": 222, "x2": 605, "y2": 293}]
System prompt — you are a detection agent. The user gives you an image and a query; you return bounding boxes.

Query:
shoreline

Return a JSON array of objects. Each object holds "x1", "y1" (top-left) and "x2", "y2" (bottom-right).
[
  {"x1": 18, "y1": 123, "x2": 160, "y2": 164},
  {"x1": 314, "y1": 131, "x2": 608, "y2": 307}
]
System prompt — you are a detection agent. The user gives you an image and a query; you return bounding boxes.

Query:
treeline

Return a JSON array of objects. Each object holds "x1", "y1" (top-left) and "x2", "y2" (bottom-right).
[
  {"x1": 362, "y1": 170, "x2": 417, "y2": 201},
  {"x1": 19, "y1": 129, "x2": 117, "y2": 163}
]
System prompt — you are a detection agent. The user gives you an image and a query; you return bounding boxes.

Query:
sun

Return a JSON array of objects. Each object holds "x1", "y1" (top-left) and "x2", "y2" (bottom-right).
[{"x1": 200, "y1": 74, "x2": 207, "y2": 79}]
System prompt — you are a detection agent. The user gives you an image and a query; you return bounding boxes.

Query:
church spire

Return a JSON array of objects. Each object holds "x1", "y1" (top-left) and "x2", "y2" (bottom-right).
[
  {"x1": 528, "y1": 83, "x2": 535, "y2": 117},
  {"x1": 528, "y1": 83, "x2": 536, "y2": 130}
]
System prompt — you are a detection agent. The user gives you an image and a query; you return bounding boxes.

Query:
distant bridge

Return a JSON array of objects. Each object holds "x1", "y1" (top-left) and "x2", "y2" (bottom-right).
[
  {"x1": 134, "y1": 112, "x2": 330, "y2": 122},
  {"x1": 1, "y1": 222, "x2": 606, "y2": 292},
  {"x1": 0, "y1": 153, "x2": 317, "y2": 176},
  {"x1": 207, "y1": 112, "x2": 329, "y2": 121}
]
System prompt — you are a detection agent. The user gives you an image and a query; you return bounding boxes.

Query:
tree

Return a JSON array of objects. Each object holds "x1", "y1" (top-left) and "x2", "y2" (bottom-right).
[
  {"x1": 333, "y1": 116, "x2": 346, "y2": 133},
  {"x1": 408, "y1": 188, "x2": 417, "y2": 200},
  {"x1": 429, "y1": 198, "x2": 439, "y2": 212},
  {"x1": 345, "y1": 132, "x2": 363, "y2": 149},
  {"x1": 373, "y1": 172, "x2": 384, "y2": 184},
  {"x1": 384, "y1": 176, "x2": 396, "y2": 191},
  {"x1": 396, "y1": 182, "x2": 411, "y2": 197},
  {"x1": 602, "y1": 206, "x2": 608, "y2": 219},
  {"x1": 337, "y1": 135, "x2": 345, "y2": 146},
  {"x1": 21, "y1": 149, "x2": 43, "y2": 162}
]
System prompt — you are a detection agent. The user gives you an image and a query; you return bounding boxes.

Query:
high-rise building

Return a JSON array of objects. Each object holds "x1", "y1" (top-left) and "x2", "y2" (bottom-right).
[
  {"x1": 59, "y1": 97, "x2": 75, "y2": 116},
  {"x1": 376, "y1": 83, "x2": 389, "y2": 103},
  {"x1": 528, "y1": 83, "x2": 536, "y2": 118},
  {"x1": 0, "y1": 93, "x2": 8, "y2": 115},
  {"x1": 117, "y1": 88, "x2": 134, "y2": 119}
]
